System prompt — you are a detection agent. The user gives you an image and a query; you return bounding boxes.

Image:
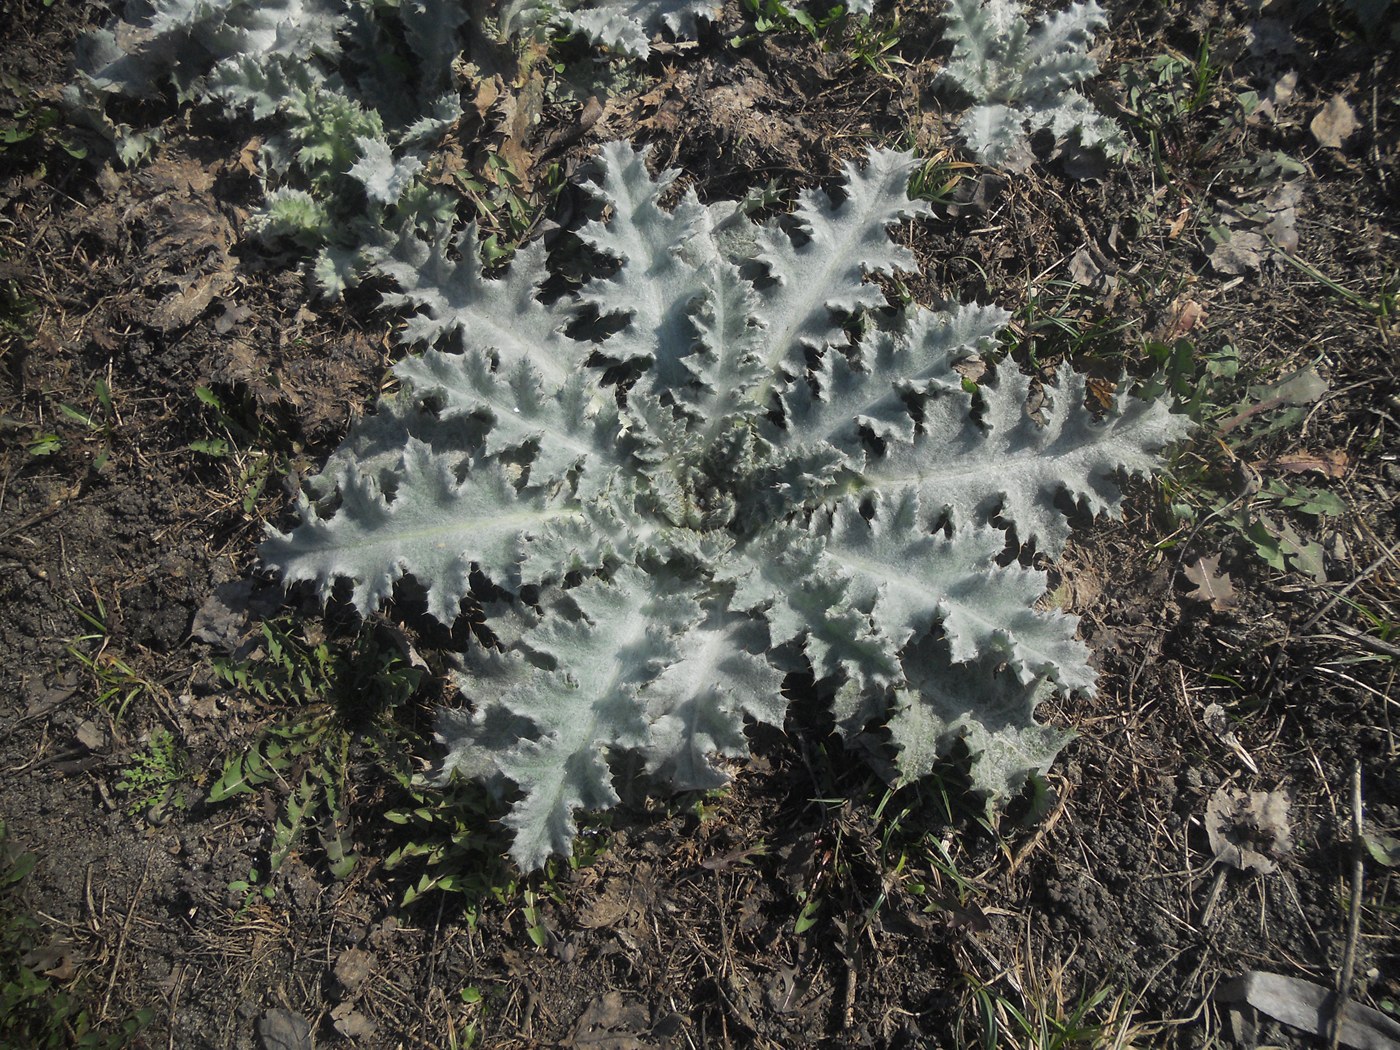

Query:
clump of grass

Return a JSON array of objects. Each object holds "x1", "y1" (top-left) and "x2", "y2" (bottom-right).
[
  {"x1": 208, "y1": 619, "x2": 423, "y2": 883},
  {"x1": 65, "y1": 596, "x2": 166, "y2": 724}
]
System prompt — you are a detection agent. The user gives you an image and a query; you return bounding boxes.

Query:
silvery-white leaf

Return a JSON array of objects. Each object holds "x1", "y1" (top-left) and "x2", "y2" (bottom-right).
[{"x1": 268, "y1": 142, "x2": 1186, "y2": 870}]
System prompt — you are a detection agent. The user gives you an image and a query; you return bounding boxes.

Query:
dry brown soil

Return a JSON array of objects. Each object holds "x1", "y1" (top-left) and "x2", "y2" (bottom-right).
[{"x1": 0, "y1": 0, "x2": 1396, "y2": 1047}]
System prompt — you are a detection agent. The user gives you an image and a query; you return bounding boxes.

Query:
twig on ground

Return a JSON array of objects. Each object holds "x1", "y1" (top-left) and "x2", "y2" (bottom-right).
[
  {"x1": 1299, "y1": 538, "x2": 1400, "y2": 633},
  {"x1": 1198, "y1": 866, "x2": 1228, "y2": 928},
  {"x1": 1323, "y1": 623, "x2": 1400, "y2": 661},
  {"x1": 416, "y1": 893, "x2": 447, "y2": 1050},
  {"x1": 101, "y1": 843, "x2": 154, "y2": 1021},
  {"x1": 1005, "y1": 775, "x2": 1072, "y2": 879},
  {"x1": 1327, "y1": 761, "x2": 1364, "y2": 1050}
]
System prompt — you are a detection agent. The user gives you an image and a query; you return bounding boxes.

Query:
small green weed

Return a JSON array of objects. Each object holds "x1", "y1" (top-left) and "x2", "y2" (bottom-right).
[
  {"x1": 453, "y1": 153, "x2": 564, "y2": 266},
  {"x1": 52, "y1": 376, "x2": 116, "y2": 475},
  {"x1": 383, "y1": 767, "x2": 612, "y2": 914},
  {"x1": 774, "y1": 723, "x2": 1004, "y2": 941},
  {"x1": 65, "y1": 597, "x2": 164, "y2": 723},
  {"x1": 115, "y1": 727, "x2": 188, "y2": 822},
  {"x1": 907, "y1": 151, "x2": 973, "y2": 207},
  {"x1": 1119, "y1": 36, "x2": 1231, "y2": 181},
  {"x1": 211, "y1": 619, "x2": 338, "y2": 706},
  {"x1": 0, "y1": 820, "x2": 151, "y2": 1049},
  {"x1": 1149, "y1": 343, "x2": 1343, "y2": 579},
  {"x1": 1272, "y1": 250, "x2": 1396, "y2": 345},
  {"x1": 0, "y1": 72, "x2": 87, "y2": 170},
  {"x1": 188, "y1": 383, "x2": 293, "y2": 517},
  {"x1": 732, "y1": 0, "x2": 821, "y2": 41},
  {"x1": 382, "y1": 774, "x2": 513, "y2": 906},
  {"x1": 1139, "y1": 337, "x2": 1239, "y2": 420},
  {"x1": 209, "y1": 620, "x2": 424, "y2": 884},
  {"x1": 24, "y1": 430, "x2": 62, "y2": 458},
  {"x1": 1012, "y1": 279, "x2": 1135, "y2": 369},
  {"x1": 210, "y1": 710, "x2": 359, "y2": 878},
  {"x1": 950, "y1": 893, "x2": 1160, "y2": 1048},
  {"x1": 447, "y1": 984, "x2": 484, "y2": 1049},
  {"x1": 227, "y1": 865, "x2": 278, "y2": 912},
  {"x1": 959, "y1": 970, "x2": 1145, "y2": 1050},
  {"x1": 1122, "y1": 37, "x2": 1220, "y2": 130},
  {"x1": 845, "y1": 12, "x2": 905, "y2": 77},
  {"x1": 733, "y1": 0, "x2": 906, "y2": 78},
  {"x1": 730, "y1": 0, "x2": 849, "y2": 44},
  {"x1": 0, "y1": 259, "x2": 37, "y2": 344},
  {"x1": 1336, "y1": 593, "x2": 1400, "y2": 655},
  {"x1": 1, "y1": 274, "x2": 92, "y2": 461}
]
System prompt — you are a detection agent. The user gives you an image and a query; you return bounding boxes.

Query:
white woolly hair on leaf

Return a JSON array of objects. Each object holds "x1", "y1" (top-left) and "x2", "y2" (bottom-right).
[{"x1": 265, "y1": 142, "x2": 1187, "y2": 870}]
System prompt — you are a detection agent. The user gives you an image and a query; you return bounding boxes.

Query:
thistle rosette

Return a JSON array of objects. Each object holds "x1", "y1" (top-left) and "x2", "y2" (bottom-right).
[
  {"x1": 264, "y1": 143, "x2": 1187, "y2": 869},
  {"x1": 939, "y1": 0, "x2": 1129, "y2": 171}
]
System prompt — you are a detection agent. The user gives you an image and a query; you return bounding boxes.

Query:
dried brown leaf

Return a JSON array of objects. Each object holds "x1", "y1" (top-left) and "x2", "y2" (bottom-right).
[
  {"x1": 1310, "y1": 94, "x2": 1360, "y2": 149},
  {"x1": 1217, "y1": 971, "x2": 1400, "y2": 1048},
  {"x1": 576, "y1": 887, "x2": 640, "y2": 929},
  {"x1": 1183, "y1": 554, "x2": 1237, "y2": 611},
  {"x1": 21, "y1": 943, "x2": 79, "y2": 981},
  {"x1": 1159, "y1": 297, "x2": 1205, "y2": 341},
  {"x1": 153, "y1": 268, "x2": 236, "y2": 331},
  {"x1": 256, "y1": 1010, "x2": 313, "y2": 1050},
  {"x1": 570, "y1": 992, "x2": 651, "y2": 1049},
  {"x1": 1255, "y1": 449, "x2": 1348, "y2": 478},
  {"x1": 330, "y1": 1001, "x2": 376, "y2": 1040},
  {"x1": 1205, "y1": 787, "x2": 1292, "y2": 874},
  {"x1": 471, "y1": 77, "x2": 501, "y2": 121},
  {"x1": 1067, "y1": 247, "x2": 1103, "y2": 287},
  {"x1": 1210, "y1": 228, "x2": 1266, "y2": 275}
]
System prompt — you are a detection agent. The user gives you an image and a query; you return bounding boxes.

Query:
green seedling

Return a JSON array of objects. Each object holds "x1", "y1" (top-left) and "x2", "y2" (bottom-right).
[
  {"x1": 0, "y1": 73, "x2": 87, "y2": 164},
  {"x1": 907, "y1": 152, "x2": 972, "y2": 207},
  {"x1": 1014, "y1": 278, "x2": 1135, "y2": 368},
  {"x1": 0, "y1": 255, "x2": 38, "y2": 342},
  {"x1": 115, "y1": 727, "x2": 188, "y2": 821},
  {"x1": 189, "y1": 383, "x2": 292, "y2": 516},
  {"x1": 794, "y1": 891, "x2": 823, "y2": 934},
  {"x1": 1336, "y1": 594, "x2": 1398, "y2": 649},
  {"x1": 26, "y1": 432, "x2": 61, "y2": 457},
  {"x1": 782, "y1": 740, "x2": 998, "y2": 941},
  {"x1": 452, "y1": 153, "x2": 563, "y2": 265},
  {"x1": 1153, "y1": 346, "x2": 1343, "y2": 580},
  {"x1": 1140, "y1": 338, "x2": 1238, "y2": 419},
  {"x1": 209, "y1": 620, "x2": 424, "y2": 882},
  {"x1": 64, "y1": 597, "x2": 163, "y2": 722},
  {"x1": 1272, "y1": 249, "x2": 1396, "y2": 342},
  {"x1": 228, "y1": 866, "x2": 277, "y2": 909},
  {"x1": 685, "y1": 788, "x2": 729, "y2": 825},
  {"x1": 844, "y1": 13, "x2": 905, "y2": 76},
  {"x1": 730, "y1": 0, "x2": 847, "y2": 45},
  {"x1": 1121, "y1": 33, "x2": 1288, "y2": 227},
  {"x1": 521, "y1": 888, "x2": 548, "y2": 949},
  {"x1": 1122, "y1": 36, "x2": 1220, "y2": 129},
  {"x1": 383, "y1": 774, "x2": 515, "y2": 906},
  {"x1": 54, "y1": 377, "x2": 115, "y2": 474},
  {"x1": 186, "y1": 389, "x2": 230, "y2": 459},
  {"x1": 209, "y1": 713, "x2": 359, "y2": 877},
  {"x1": 448, "y1": 985, "x2": 483, "y2": 1050},
  {"x1": 961, "y1": 972, "x2": 1127, "y2": 1050}
]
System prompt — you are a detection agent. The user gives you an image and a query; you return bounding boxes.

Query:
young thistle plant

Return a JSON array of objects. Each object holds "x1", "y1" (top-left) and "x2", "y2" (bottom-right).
[{"x1": 263, "y1": 144, "x2": 1187, "y2": 871}]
